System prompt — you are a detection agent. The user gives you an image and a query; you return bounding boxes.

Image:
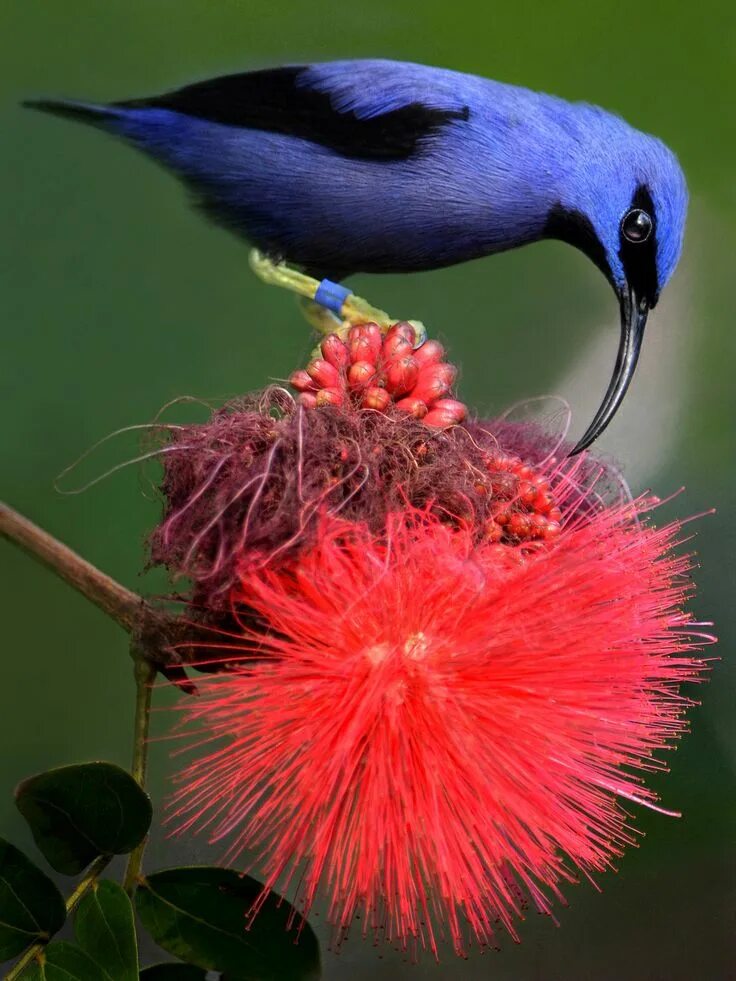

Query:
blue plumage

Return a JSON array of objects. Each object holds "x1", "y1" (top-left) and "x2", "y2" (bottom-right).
[{"x1": 27, "y1": 59, "x2": 688, "y2": 449}]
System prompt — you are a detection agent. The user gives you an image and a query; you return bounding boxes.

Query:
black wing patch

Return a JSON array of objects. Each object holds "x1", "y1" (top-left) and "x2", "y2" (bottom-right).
[{"x1": 117, "y1": 66, "x2": 469, "y2": 161}]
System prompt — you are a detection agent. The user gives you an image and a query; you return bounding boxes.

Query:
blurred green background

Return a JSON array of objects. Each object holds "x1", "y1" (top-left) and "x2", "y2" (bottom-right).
[{"x1": 2, "y1": 2, "x2": 734, "y2": 977}]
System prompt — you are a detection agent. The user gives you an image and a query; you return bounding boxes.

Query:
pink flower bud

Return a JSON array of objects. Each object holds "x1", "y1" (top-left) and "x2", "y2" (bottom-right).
[
  {"x1": 395, "y1": 397, "x2": 428, "y2": 419},
  {"x1": 431, "y1": 399, "x2": 468, "y2": 423},
  {"x1": 519, "y1": 481, "x2": 536, "y2": 504},
  {"x1": 290, "y1": 370, "x2": 316, "y2": 393},
  {"x1": 298, "y1": 392, "x2": 317, "y2": 409},
  {"x1": 485, "y1": 519, "x2": 504, "y2": 542},
  {"x1": 320, "y1": 334, "x2": 349, "y2": 370},
  {"x1": 382, "y1": 332, "x2": 414, "y2": 363},
  {"x1": 423, "y1": 398, "x2": 466, "y2": 429},
  {"x1": 413, "y1": 339, "x2": 445, "y2": 367},
  {"x1": 306, "y1": 358, "x2": 340, "y2": 389},
  {"x1": 411, "y1": 363, "x2": 457, "y2": 404},
  {"x1": 362, "y1": 387, "x2": 391, "y2": 411},
  {"x1": 348, "y1": 323, "x2": 382, "y2": 364},
  {"x1": 348, "y1": 361, "x2": 377, "y2": 390},
  {"x1": 508, "y1": 512, "x2": 532, "y2": 537},
  {"x1": 385, "y1": 356, "x2": 419, "y2": 397},
  {"x1": 315, "y1": 387, "x2": 344, "y2": 408},
  {"x1": 385, "y1": 321, "x2": 417, "y2": 345}
]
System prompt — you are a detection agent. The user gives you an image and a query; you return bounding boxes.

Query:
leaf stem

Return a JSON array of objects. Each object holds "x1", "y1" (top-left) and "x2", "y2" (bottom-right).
[
  {"x1": 4, "y1": 855, "x2": 112, "y2": 981},
  {"x1": 65, "y1": 854, "x2": 113, "y2": 915},
  {"x1": 123, "y1": 654, "x2": 156, "y2": 894}
]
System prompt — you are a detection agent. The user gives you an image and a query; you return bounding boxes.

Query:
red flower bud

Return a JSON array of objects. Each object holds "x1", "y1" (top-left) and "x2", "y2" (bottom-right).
[
  {"x1": 306, "y1": 358, "x2": 340, "y2": 389},
  {"x1": 320, "y1": 334, "x2": 349, "y2": 370},
  {"x1": 383, "y1": 324, "x2": 414, "y2": 361},
  {"x1": 519, "y1": 480, "x2": 537, "y2": 504},
  {"x1": 348, "y1": 323, "x2": 382, "y2": 364},
  {"x1": 315, "y1": 387, "x2": 344, "y2": 408},
  {"x1": 385, "y1": 356, "x2": 419, "y2": 397},
  {"x1": 508, "y1": 512, "x2": 532, "y2": 537},
  {"x1": 424, "y1": 406, "x2": 462, "y2": 429},
  {"x1": 290, "y1": 370, "x2": 316, "y2": 393},
  {"x1": 412, "y1": 339, "x2": 445, "y2": 367},
  {"x1": 386, "y1": 321, "x2": 417, "y2": 345},
  {"x1": 394, "y1": 396, "x2": 428, "y2": 418},
  {"x1": 429, "y1": 398, "x2": 467, "y2": 423},
  {"x1": 485, "y1": 519, "x2": 504, "y2": 542},
  {"x1": 362, "y1": 386, "x2": 391, "y2": 411},
  {"x1": 412, "y1": 363, "x2": 457, "y2": 403},
  {"x1": 348, "y1": 361, "x2": 377, "y2": 390}
]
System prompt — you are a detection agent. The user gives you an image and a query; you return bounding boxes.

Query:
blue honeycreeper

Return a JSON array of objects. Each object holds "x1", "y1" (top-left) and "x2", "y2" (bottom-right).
[{"x1": 26, "y1": 59, "x2": 688, "y2": 451}]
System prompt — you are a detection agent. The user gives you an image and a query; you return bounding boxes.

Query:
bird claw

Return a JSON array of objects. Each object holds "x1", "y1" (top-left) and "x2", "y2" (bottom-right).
[
  {"x1": 298, "y1": 297, "x2": 348, "y2": 338},
  {"x1": 249, "y1": 249, "x2": 427, "y2": 346}
]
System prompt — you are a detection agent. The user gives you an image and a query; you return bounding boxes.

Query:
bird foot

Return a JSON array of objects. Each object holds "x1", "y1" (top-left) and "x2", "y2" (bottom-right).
[
  {"x1": 297, "y1": 298, "x2": 346, "y2": 337},
  {"x1": 248, "y1": 249, "x2": 427, "y2": 345}
]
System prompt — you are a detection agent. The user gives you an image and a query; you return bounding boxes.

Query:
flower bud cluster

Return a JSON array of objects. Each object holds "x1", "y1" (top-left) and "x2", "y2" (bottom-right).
[
  {"x1": 290, "y1": 321, "x2": 468, "y2": 428},
  {"x1": 482, "y1": 453, "x2": 563, "y2": 544}
]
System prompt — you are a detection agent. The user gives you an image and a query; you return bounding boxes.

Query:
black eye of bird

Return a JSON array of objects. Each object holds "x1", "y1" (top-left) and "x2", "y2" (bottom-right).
[{"x1": 621, "y1": 208, "x2": 653, "y2": 244}]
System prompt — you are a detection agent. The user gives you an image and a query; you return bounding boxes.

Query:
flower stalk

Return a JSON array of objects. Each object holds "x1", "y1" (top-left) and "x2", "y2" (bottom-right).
[{"x1": 123, "y1": 653, "x2": 156, "y2": 894}]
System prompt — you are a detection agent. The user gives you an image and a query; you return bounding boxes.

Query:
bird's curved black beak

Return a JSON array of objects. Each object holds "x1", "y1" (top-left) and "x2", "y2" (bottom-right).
[{"x1": 571, "y1": 287, "x2": 649, "y2": 454}]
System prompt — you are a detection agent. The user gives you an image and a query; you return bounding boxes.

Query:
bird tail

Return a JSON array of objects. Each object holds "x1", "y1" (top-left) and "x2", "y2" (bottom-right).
[{"x1": 22, "y1": 98, "x2": 123, "y2": 130}]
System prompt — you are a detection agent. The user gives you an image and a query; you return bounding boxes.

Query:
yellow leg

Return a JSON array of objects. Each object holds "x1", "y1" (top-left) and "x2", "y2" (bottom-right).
[
  {"x1": 249, "y1": 249, "x2": 427, "y2": 344},
  {"x1": 298, "y1": 298, "x2": 346, "y2": 337}
]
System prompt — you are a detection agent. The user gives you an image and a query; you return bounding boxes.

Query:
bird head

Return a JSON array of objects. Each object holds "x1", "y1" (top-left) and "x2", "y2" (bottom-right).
[{"x1": 547, "y1": 122, "x2": 688, "y2": 452}]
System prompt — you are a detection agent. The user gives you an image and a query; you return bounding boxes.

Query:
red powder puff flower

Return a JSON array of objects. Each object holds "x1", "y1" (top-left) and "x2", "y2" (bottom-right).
[
  {"x1": 169, "y1": 495, "x2": 710, "y2": 957},
  {"x1": 152, "y1": 324, "x2": 711, "y2": 957}
]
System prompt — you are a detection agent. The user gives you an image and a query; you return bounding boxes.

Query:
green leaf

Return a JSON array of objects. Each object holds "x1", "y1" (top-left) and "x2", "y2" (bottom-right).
[
  {"x1": 22, "y1": 941, "x2": 108, "y2": 980},
  {"x1": 135, "y1": 867, "x2": 321, "y2": 980},
  {"x1": 139, "y1": 966, "x2": 207, "y2": 980},
  {"x1": 15, "y1": 762, "x2": 152, "y2": 874},
  {"x1": 75, "y1": 879, "x2": 138, "y2": 980},
  {"x1": 0, "y1": 837, "x2": 65, "y2": 963}
]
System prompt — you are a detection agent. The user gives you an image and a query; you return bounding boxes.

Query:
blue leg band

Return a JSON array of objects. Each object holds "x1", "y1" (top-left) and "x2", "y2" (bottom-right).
[{"x1": 314, "y1": 279, "x2": 352, "y2": 317}]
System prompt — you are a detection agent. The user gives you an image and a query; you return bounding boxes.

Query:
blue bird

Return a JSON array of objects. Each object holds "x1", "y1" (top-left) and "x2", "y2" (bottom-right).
[{"x1": 26, "y1": 59, "x2": 688, "y2": 451}]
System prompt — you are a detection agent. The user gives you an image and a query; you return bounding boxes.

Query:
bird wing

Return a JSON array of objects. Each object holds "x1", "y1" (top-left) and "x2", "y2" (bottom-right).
[{"x1": 118, "y1": 61, "x2": 470, "y2": 162}]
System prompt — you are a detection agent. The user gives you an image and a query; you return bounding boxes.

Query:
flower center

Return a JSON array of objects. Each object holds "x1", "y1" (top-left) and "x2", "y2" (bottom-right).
[
  {"x1": 364, "y1": 632, "x2": 430, "y2": 667},
  {"x1": 403, "y1": 631, "x2": 429, "y2": 661}
]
